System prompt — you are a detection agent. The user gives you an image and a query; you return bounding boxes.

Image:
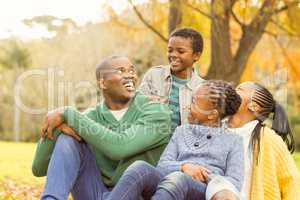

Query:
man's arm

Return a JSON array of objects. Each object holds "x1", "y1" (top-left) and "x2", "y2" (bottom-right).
[
  {"x1": 32, "y1": 130, "x2": 61, "y2": 177},
  {"x1": 62, "y1": 102, "x2": 171, "y2": 160},
  {"x1": 31, "y1": 108, "x2": 97, "y2": 177}
]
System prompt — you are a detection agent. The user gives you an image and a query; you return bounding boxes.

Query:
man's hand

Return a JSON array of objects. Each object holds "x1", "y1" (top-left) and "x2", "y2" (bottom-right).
[
  {"x1": 148, "y1": 95, "x2": 168, "y2": 103},
  {"x1": 41, "y1": 109, "x2": 64, "y2": 140},
  {"x1": 57, "y1": 123, "x2": 82, "y2": 142},
  {"x1": 181, "y1": 163, "x2": 211, "y2": 182}
]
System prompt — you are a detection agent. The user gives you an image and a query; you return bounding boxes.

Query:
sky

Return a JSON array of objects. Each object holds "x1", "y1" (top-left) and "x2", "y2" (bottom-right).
[{"x1": 0, "y1": 0, "x2": 139, "y2": 40}]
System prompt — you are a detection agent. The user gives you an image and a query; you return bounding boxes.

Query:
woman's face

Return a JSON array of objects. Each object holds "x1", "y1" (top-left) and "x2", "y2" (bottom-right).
[{"x1": 235, "y1": 82, "x2": 256, "y2": 113}]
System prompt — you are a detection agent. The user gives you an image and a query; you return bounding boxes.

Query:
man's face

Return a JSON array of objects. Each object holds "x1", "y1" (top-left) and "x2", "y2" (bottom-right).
[
  {"x1": 167, "y1": 36, "x2": 200, "y2": 76},
  {"x1": 100, "y1": 57, "x2": 138, "y2": 103}
]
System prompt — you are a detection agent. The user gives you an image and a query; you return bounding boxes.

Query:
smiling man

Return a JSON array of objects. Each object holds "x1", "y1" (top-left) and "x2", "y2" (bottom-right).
[{"x1": 32, "y1": 56, "x2": 171, "y2": 200}]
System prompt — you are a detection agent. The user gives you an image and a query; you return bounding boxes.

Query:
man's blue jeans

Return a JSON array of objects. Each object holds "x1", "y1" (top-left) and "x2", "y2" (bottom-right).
[
  {"x1": 41, "y1": 135, "x2": 206, "y2": 200},
  {"x1": 41, "y1": 135, "x2": 110, "y2": 200},
  {"x1": 108, "y1": 160, "x2": 207, "y2": 200}
]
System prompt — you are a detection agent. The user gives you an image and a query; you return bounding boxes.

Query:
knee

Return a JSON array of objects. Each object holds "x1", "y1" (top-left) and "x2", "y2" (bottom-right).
[
  {"x1": 210, "y1": 190, "x2": 239, "y2": 200},
  {"x1": 55, "y1": 134, "x2": 79, "y2": 155},
  {"x1": 165, "y1": 171, "x2": 188, "y2": 184},
  {"x1": 125, "y1": 160, "x2": 154, "y2": 177},
  {"x1": 160, "y1": 171, "x2": 189, "y2": 189}
]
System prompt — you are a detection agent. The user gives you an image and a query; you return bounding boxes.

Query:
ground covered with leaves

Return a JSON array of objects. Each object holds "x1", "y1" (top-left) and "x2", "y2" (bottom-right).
[{"x1": 0, "y1": 141, "x2": 300, "y2": 199}]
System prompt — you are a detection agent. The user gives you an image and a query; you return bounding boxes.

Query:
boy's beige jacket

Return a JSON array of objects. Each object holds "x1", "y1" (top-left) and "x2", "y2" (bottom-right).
[{"x1": 139, "y1": 65, "x2": 205, "y2": 124}]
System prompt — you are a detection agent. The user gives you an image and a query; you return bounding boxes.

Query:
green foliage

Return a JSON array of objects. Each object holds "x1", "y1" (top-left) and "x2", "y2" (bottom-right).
[{"x1": 0, "y1": 40, "x2": 31, "y2": 70}]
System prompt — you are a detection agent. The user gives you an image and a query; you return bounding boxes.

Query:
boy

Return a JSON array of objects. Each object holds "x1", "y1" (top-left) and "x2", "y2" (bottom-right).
[{"x1": 139, "y1": 28, "x2": 205, "y2": 132}]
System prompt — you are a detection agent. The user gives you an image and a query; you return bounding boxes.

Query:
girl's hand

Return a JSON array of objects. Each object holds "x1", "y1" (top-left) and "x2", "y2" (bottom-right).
[{"x1": 181, "y1": 163, "x2": 211, "y2": 182}]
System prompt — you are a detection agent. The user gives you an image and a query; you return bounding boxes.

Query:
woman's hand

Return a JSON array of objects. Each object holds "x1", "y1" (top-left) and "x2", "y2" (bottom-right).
[{"x1": 181, "y1": 163, "x2": 211, "y2": 182}]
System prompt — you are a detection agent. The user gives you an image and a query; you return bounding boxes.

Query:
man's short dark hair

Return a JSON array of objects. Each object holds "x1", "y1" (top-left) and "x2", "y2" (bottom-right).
[
  {"x1": 170, "y1": 28, "x2": 203, "y2": 54},
  {"x1": 96, "y1": 55, "x2": 125, "y2": 80}
]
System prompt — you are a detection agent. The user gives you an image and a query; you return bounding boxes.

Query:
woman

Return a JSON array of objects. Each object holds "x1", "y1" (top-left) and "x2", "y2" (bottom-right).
[{"x1": 224, "y1": 81, "x2": 300, "y2": 200}]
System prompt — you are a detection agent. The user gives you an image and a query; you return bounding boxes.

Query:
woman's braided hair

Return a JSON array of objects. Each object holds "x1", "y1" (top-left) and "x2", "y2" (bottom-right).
[
  {"x1": 251, "y1": 83, "x2": 295, "y2": 153},
  {"x1": 204, "y1": 80, "x2": 241, "y2": 119}
]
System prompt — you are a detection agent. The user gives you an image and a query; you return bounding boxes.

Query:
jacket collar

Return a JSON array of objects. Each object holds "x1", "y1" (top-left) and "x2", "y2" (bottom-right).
[{"x1": 163, "y1": 65, "x2": 203, "y2": 90}]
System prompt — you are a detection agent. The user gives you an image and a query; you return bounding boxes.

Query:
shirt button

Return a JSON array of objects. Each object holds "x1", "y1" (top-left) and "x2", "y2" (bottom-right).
[
  {"x1": 207, "y1": 135, "x2": 212, "y2": 139},
  {"x1": 194, "y1": 142, "x2": 199, "y2": 147}
]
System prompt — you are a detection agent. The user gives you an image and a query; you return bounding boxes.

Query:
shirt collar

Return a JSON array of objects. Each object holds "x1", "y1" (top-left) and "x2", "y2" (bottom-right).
[{"x1": 164, "y1": 65, "x2": 199, "y2": 90}]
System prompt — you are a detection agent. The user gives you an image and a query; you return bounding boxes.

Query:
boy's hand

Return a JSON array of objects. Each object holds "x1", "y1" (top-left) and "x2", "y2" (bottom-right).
[
  {"x1": 41, "y1": 109, "x2": 64, "y2": 140},
  {"x1": 57, "y1": 123, "x2": 82, "y2": 142},
  {"x1": 181, "y1": 163, "x2": 211, "y2": 182}
]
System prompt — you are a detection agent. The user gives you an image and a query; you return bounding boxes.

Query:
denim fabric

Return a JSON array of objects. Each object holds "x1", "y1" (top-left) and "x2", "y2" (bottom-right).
[
  {"x1": 107, "y1": 160, "x2": 206, "y2": 200},
  {"x1": 107, "y1": 161, "x2": 163, "y2": 200},
  {"x1": 41, "y1": 135, "x2": 109, "y2": 200},
  {"x1": 152, "y1": 171, "x2": 206, "y2": 200}
]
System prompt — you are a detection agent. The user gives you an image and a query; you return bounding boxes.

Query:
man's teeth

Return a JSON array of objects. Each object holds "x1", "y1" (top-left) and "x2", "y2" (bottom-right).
[{"x1": 124, "y1": 82, "x2": 135, "y2": 90}]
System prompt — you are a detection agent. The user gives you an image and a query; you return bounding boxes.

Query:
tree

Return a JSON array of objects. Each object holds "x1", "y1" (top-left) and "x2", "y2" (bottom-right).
[
  {"x1": 127, "y1": 0, "x2": 300, "y2": 83},
  {"x1": 0, "y1": 40, "x2": 31, "y2": 141}
]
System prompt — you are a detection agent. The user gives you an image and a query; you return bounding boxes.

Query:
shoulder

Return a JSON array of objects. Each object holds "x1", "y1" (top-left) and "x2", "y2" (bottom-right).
[
  {"x1": 261, "y1": 126, "x2": 287, "y2": 148},
  {"x1": 189, "y1": 72, "x2": 206, "y2": 90},
  {"x1": 134, "y1": 91, "x2": 171, "y2": 113},
  {"x1": 172, "y1": 124, "x2": 193, "y2": 139},
  {"x1": 260, "y1": 126, "x2": 292, "y2": 159},
  {"x1": 143, "y1": 65, "x2": 170, "y2": 76}
]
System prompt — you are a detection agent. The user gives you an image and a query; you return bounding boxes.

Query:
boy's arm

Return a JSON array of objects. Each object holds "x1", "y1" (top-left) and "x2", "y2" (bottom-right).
[
  {"x1": 224, "y1": 136, "x2": 244, "y2": 191},
  {"x1": 63, "y1": 102, "x2": 171, "y2": 160}
]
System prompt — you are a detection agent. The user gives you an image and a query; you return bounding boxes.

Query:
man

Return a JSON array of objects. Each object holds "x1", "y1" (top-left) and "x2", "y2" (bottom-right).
[{"x1": 32, "y1": 56, "x2": 171, "y2": 200}]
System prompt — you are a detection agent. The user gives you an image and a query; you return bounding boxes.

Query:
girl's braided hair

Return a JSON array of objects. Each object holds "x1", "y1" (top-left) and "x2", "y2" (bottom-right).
[{"x1": 204, "y1": 80, "x2": 241, "y2": 119}]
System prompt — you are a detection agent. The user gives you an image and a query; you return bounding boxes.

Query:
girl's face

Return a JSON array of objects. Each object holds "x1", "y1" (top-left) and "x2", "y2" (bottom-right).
[{"x1": 188, "y1": 86, "x2": 218, "y2": 124}]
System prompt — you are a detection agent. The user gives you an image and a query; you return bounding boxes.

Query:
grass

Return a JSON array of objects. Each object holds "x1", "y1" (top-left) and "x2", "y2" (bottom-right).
[
  {"x1": 0, "y1": 141, "x2": 44, "y2": 200},
  {"x1": 0, "y1": 141, "x2": 299, "y2": 199}
]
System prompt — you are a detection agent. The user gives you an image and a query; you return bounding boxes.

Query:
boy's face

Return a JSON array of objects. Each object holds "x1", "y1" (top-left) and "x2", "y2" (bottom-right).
[
  {"x1": 188, "y1": 86, "x2": 218, "y2": 124},
  {"x1": 167, "y1": 36, "x2": 200, "y2": 77}
]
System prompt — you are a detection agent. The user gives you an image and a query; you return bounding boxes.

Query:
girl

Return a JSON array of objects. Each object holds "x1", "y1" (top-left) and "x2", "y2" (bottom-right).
[{"x1": 107, "y1": 80, "x2": 244, "y2": 200}]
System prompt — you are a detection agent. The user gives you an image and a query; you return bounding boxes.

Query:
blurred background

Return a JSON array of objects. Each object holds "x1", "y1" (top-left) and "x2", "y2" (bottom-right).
[{"x1": 0, "y1": 0, "x2": 299, "y2": 199}]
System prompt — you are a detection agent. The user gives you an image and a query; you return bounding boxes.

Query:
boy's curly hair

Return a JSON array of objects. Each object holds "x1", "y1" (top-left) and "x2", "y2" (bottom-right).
[
  {"x1": 204, "y1": 80, "x2": 241, "y2": 119},
  {"x1": 170, "y1": 28, "x2": 203, "y2": 54}
]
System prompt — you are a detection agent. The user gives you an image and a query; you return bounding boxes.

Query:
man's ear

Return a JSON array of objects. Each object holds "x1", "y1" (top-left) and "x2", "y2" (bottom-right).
[
  {"x1": 193, "y1": 52, "x2": 201, "y2": 62},
  {"x1": 208, "y1": 109, "x2": 219, "y2": 120},
  {"x1": 98, "y1": 78, "x2": 106, "y2": 90}
]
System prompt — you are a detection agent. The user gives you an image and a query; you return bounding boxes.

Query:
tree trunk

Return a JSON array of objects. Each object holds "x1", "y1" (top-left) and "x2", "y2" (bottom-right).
[
  {"x1": 206, "y1": 0, "x2": 277, "y2": 84},
  {"x1": 14, "y1": 66, "x2": 21, "y2": 142},
  {"x1": 206, "y1": 0, "x2": 235, "y2": 82},
  {"x1": 168, "y1": 0, "x2": 182, "y2": 36}
]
